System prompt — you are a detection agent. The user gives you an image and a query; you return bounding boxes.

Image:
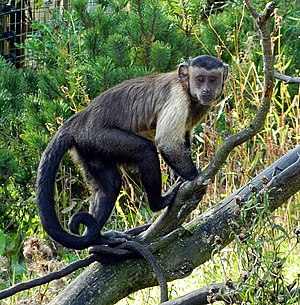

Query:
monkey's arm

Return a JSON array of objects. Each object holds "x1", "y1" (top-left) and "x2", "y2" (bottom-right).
[
  {"x1": 159, "y1": 144, "x2": 198, "y2": 181},
  {"x1": 184, "y1": 131, "x2": 191, "y2": 150}
]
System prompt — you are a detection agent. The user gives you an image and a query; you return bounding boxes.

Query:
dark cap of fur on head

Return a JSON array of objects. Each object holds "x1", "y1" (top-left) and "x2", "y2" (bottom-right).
[{"x1": 188, "y1": 55, "x2": 224, "y2": 70}]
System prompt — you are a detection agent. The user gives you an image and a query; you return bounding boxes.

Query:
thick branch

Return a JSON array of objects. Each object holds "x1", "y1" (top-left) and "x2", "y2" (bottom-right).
[{"x1": 48, "y1": 145, "x2": 300, "y2": 305}]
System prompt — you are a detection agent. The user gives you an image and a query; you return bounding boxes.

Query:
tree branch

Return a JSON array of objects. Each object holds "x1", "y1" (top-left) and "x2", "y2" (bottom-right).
[
  {"x1": 275, "y1": 72, "x2": 300, "y2": 84},
  {"x1": 0, "y1": 255, "x2": 99, "y2": 300},
  {"x1": 160, "y1": 277, "x2": 300, "y2": 305},
  {"x1": 47, "y1": 145, "x2": 300, "y2": 305},
  {"x1": 159, "y1": 283, "x2": 232, "y2": 305}
]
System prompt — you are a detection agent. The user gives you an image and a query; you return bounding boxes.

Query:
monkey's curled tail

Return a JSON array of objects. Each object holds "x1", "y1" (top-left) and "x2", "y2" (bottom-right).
[
  {"x1": 119, "y1": 241, "x2": 168, "y2": 303},
  {"x1": 36, "y1": 131, "x2": 100, "y2": 250}
]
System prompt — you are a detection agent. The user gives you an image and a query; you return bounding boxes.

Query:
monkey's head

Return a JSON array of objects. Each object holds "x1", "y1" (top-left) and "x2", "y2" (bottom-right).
[{"x1": 178, "y1": 55, "x2": 229, "y2": 106}]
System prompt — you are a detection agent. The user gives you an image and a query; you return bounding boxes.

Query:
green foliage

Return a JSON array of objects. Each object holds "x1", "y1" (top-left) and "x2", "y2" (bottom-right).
[
  {"x1": 0, "y1": 58, "x2": 27, "y2": 187},
  {"x1": 0, "y1": 149, "x2": 17, "y2": 184},
  {"x1": 0, "y1": 230, "x2": 6, "y2": 256},
  {"x1": 0, "y1": 58, "x2": 25, "y2": 113},
  {"x1": 150, "y1": 40, "x2": 172, "y2": 72}
]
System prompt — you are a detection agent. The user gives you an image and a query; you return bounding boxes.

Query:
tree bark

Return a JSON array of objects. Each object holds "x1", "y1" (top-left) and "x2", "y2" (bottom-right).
[{"x1": 49, "y1": 145, "x2": 300, "y2": 305}]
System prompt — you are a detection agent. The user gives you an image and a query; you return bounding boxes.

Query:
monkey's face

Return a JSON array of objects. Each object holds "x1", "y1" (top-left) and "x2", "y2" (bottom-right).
[{"x1": 188, "y1": 67, "x2": 225, "y2": 106}]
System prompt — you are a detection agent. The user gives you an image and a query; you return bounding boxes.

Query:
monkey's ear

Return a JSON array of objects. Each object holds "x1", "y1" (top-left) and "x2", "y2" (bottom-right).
[
  {"x1": 223, "y1": 64, "x2": 229, "y2": 82},
  {"x1": 178, "y1": 63, "x2": 189, "y2": 82}
]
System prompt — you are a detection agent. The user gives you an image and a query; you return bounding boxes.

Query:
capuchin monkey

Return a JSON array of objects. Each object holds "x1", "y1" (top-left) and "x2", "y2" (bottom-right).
[{"x1": 36, "y1": 55, "x2": 229, "y2": 250}]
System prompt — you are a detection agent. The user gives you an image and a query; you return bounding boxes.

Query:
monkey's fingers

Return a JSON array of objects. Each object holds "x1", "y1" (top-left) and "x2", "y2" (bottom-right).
[
  {"x1": 125, "y1": 224, "x2": 151, "y2": 236},
  {"x1": 158, "y1": 178, "x2": 183, "y2": 210},
  {"x1": 101, "y1": 230, "x2": 132, "y2": 245},
  {"x1": 88, "y1": 245, "x2": 133, "y2": 263}
]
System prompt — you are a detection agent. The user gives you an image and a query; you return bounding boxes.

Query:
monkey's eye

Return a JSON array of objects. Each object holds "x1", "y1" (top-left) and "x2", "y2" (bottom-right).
[
  {"x1": 196, "y1": 76, "x2": 205, "y2": 83},
  {"x1": 209, "y1": 77, "x2": 217, "y2": 83}
]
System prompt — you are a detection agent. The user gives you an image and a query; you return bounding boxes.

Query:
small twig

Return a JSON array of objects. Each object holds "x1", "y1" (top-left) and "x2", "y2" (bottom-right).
[
  {"x1": 244, "y1": 0, "x2": 259, "y2": 19},
  {"x1": 159, "y1": 282, "x2": 233, "y2": 305},
  {"x1": 0, "y1": 254, "x2": 99, "y2": 300},
  {"x1": 275, "y1": 72, "x2": 300, "y2": 84}
]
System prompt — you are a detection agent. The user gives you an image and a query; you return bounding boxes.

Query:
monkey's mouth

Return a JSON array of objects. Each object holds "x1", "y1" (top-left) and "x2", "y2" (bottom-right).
[{"x1": 200, "y1": 95, "x2": 215, "y2": 105}]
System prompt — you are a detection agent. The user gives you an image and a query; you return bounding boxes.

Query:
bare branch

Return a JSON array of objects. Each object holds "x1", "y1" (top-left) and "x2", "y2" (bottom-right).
[
  {"x1": 244, "y1": 0, "x2": 259, "y2": 19},
  {"x1": 275, "y1": 72, "x2": 300, "y2": 84},
  {"x1": 159, "y1": 283, "x2": 232, "y2": 305},
  {"x1": 160, "y1": 277, "x2": 300, "y2": 305},
  {"x1": 0, "y1": 255, "x2": 99, "y2": 300}
]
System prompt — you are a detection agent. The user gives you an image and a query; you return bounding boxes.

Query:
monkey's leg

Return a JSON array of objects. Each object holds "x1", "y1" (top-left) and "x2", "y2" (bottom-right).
[
  {"x1": 81, "y1": 159, "x2": 131, "y2": 244},
  {"x1": 138, "y1": 159, "x2": 181, "y2": 212},
  {"x1": 94, "y1": 128, "x2": 179, "y2": 212}
]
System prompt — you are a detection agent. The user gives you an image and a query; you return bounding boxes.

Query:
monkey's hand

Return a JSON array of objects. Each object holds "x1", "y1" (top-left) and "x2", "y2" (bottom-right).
[
  {"x1": 154, "y1": 178, "x2": 183, "y2": 211},
  {"x1": 125, "y1": 224, "x2": 151, "y2": 236},
  {"x1": 100, "y1": 230, "x2": 132, "y2": 245}
]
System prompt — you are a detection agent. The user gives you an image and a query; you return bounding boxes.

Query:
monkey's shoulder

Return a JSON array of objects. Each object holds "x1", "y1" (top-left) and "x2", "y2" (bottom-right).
[{"x1": 84, "y1": 71, "x2": 183, "y2": 116}]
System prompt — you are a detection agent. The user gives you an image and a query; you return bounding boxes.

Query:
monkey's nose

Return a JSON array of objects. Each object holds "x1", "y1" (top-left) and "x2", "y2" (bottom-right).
[{"x1": 202, "y1": 87, "x2": 212, "y2": 94}]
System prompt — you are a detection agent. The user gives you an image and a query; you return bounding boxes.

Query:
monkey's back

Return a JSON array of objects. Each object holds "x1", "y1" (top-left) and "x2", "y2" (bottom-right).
[{"x1": 70, "y1": 72, "x2": 182, "y2": 137}]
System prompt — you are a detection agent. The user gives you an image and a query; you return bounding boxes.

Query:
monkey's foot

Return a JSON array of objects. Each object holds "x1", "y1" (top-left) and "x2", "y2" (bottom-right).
[
  {"x1": 88, "y1": 244, "x2": 130, "y2": 256},
  {"x1": 100, "y1": 230, "x2": 132, "y2": 245}
]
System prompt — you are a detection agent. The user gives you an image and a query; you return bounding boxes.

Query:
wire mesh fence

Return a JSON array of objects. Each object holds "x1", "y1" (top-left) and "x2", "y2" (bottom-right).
[{"x1": 0, "y1": 0, "x2": 68, "y2": 68}]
